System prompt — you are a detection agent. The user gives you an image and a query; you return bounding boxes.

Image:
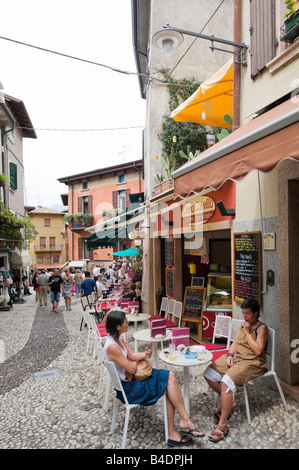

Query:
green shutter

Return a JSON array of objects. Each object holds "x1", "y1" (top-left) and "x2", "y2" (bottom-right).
[{"x1": 9, "y1": 162, "x2": 17, "y2": 190}]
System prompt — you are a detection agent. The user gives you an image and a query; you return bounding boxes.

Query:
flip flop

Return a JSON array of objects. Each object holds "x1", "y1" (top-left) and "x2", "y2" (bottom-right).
[
  {"x1": 180, "y1": 428, "x2": 205, "y2": 439},
  {"x1": 167, "y1": 436, "x2": 193, "y2": 447}
]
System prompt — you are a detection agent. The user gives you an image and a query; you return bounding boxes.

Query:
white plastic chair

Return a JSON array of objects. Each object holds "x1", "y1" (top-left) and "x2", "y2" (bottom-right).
[
  {"x1": 104, "y1": 359, "x2": 169, "y2": 449},
  {"x1": 203, "y1": 315, "x2": 232, "y2": 352},
  {"x1": 83, "y1": 311, "x2": 107, "y2": 357},
  {"x1": 166, "y1": 301, "x2": 182, "y2": 328},
  {"x1": 166, "y1": 298, "x2": 176, "y2": 320},
  {"x1": 159, "y1": 297, "x2": 169, "y2": 317},
  {"x1": 243, "y1": 327, "x2": 288, "y2": 424},
  {"x1": 95, "y1": 341, "x2": 111, "y2": 412}
]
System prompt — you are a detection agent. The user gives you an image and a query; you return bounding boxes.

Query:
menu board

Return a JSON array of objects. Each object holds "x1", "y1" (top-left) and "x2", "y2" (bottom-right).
[
  {"x1": 182, "y1": 286, "x2": 206, "y2": 320},
  {"x1": 165, "y1": 267, "x2": 175, "y2": 299},
  {"x1": 233, "y1": 232, "x2": 261, "y2": 305},
  {"x1": 165, "y1": 236, "x2": 174, "y2": 267}
]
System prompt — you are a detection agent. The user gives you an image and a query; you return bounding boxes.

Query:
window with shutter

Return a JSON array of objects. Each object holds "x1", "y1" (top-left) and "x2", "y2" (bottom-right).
[
  {"x1": 125, "y1": 189, "x2": 130, "y2": 208},
  {"x1": 77, "y1": 196, "x2": 82, "y2": 212},
  {"x1": 112, "y1": 191, "x2": 118, "y2": 209},
  {"x1": 78, "y1": 238, "x2": 82, "y2": 259},
  {"x1": 9, "y1": 162, "x2": 17, "y2": 190},
  {"x1": 250, "y1": 0, "x2": 276, "y2": 78},
  {"x1": 88, "y1": 195, "x2": 92, "y2": 214}
]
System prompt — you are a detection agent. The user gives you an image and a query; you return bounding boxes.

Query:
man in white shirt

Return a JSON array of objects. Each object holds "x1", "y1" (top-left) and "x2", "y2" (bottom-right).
[
  {"x1": 92, "y1": 264, "x2": 100, "y2": 279},
  {"x1": 96, "y1": 275, "x2": 107, "y2": 295}
]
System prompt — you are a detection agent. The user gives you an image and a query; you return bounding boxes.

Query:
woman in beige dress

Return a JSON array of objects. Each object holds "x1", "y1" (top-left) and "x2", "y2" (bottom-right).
[{"x1": 204, "y1": 298, "x2": 269, "y2": 442}]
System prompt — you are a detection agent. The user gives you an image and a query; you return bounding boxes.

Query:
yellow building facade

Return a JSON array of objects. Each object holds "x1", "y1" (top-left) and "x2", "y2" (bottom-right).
[{"x1": 28, "y1": 206, "x2": 67, "y2": 271}]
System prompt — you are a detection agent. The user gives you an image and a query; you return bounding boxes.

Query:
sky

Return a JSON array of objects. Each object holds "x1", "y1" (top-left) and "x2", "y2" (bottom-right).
[{"x1": 0, "y1": 0, "x2": 146, "y2": 209}]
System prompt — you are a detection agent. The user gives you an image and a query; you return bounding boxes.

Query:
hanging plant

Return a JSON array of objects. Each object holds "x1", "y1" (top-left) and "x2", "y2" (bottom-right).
[{"x1": 0, "y1": 203, "x2": 37, "y2": 249}]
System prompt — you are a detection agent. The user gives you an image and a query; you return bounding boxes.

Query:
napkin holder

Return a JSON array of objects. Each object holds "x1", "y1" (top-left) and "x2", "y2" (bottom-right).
[
  {"x1": 172, "y1": 327, "x2": 190, "y2": 348},
  {"x1": 150, "y1": 318, "x2": 166, "y2": 338}
]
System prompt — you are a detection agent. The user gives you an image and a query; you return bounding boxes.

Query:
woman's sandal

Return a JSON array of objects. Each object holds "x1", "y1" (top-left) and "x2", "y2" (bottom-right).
[
  {"x1": 213, "y1": 406, "x2": 236, "y2": 424},
  {"x1": 208, "y1": 424, "x2": 229, "y2": 442}
]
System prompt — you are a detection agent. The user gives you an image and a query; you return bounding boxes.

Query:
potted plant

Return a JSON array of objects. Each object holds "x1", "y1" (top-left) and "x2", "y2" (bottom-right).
[
  {"x1": 281, "y1": 0, "x2": 299, "y2": 42},
  {"x1": 153, "y1": 173, "x2": 165, "y2": 195}
]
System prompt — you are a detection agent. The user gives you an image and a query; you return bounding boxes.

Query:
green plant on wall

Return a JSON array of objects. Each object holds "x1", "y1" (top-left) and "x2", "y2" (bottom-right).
[
  {"x1": 0, "y1": 203, "x2": 38, "y2": 249},
  {"x1": 216, "y1": 114, "x2": 233, "y2": 141},
  {"x1": 161, "y1": 147, "x2": 176, "y2": 179},
  {"x1": 284, "y1": 0, "x2": 298, "y2": 18},
  {"x1": 179, "y1": 145, "x2": 201, "y2": 162},
  {"x1": 158, "y1": 72, "x2": 211, "y2": 169}
]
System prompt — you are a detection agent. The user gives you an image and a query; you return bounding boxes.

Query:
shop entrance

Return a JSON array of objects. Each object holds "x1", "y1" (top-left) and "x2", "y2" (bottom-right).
[{"x1": 183, "y1": 229, "x2": 232, "y2": 339}]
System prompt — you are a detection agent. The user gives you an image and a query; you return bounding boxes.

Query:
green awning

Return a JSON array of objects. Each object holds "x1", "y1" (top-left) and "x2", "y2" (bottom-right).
[{"x1": 86, "y1": 204, "x2": 144, "y2": 251}]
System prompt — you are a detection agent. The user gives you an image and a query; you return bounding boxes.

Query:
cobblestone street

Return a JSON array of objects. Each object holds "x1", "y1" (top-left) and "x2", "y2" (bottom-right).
[{"x1": 0, "y1": 294, "x2": 298, "y2": 451}]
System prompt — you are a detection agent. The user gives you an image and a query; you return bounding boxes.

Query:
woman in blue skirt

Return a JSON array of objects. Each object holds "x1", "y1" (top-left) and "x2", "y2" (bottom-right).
[{"x1": 104, "y1": 310, "x2": 205, "y2": 447}]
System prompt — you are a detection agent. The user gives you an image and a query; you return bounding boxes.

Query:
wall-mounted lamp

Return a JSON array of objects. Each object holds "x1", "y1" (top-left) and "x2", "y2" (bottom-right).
[
  {"x1": 216, "y1": 200, "x2": 235, "y2": 217},
  {"x1": 153, "y1": 24, "x2": 248, "y2": 67}
]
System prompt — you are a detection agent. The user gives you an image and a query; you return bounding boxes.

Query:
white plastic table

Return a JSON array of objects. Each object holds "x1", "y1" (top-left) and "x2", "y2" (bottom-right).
[
  {"x1": 133, "y1": 328, "x2": 172, "y2": 367},
  {"x1": 126, "y1": 313, "x2": 150, "y2": 332},
  {"x1": 159, "y1": 348, "x2": 213, "y2": 416}
]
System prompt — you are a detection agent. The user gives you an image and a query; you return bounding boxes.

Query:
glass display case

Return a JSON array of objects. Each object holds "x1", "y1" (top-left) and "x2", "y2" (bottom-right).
[{"x1": 206, "y1": 273, "x2": 232, "y2": 311}]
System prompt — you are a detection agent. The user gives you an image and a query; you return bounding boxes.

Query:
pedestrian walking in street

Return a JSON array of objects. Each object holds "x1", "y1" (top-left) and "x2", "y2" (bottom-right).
[
  {"x1": 32, "y1": 271, "x2": 39, "y2": 303},
  {"x1": 37, "y1": 269, "x2": 48, "y2": 307},
  {"x1": 74, "y1": 269, "x2": 83, "y2": 298},
  {"x1": 80, "y1": 271, "x2": 97, "y2": 298},
  {"x1": 48, "y1": 268, "x2": 63, "y2": 313},
  {"x1": 61, "y1": 268, "x2": 73, "y2": 311}
]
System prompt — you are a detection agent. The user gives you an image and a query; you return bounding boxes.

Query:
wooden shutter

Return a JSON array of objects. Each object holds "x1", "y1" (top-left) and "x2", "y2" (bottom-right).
[
  {"x1": 87, "y1": 195, "x2": 92, "y2": 214},
  {"x1": 9, "y1": 162, "x2": 17, "y2": 190},
  {"x1": 78, "y1": 238, "x2": 82, "y2": 259},
  {"x1": 250, "y1": 0, "x2": 276, "y2": 78},
  {"x1": 125, "y1": 189, "x2": 130, "y2": 208},
  {"x1": 112, "y1": 191, "x2": 118, "y2": 209},
  {"x1": 77, "y1": 196, "x2": 82, "y2": 212}
]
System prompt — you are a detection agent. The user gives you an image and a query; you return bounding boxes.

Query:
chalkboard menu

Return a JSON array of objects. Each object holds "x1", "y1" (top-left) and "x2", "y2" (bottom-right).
[
  {"x1": 182, "y1": 286, "x2": 206, "y2": 320},
  {"x1": 165, "y1": 236, "x2": 174, "y2": 267},
  {"x1": 165, "y1": 267, "x2": 175, "y2": 299},
  {"x1": 233, "y1": 232, "x2": 261, "y2": 305}
]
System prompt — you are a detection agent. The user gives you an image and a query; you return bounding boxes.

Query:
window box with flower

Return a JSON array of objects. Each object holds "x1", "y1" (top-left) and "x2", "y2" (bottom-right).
[
  {"x1": 281, "y1": 0, "x2": 299, "y2": 42},
  {"x1": 128, "y1": 261, "x2": 143, "y2": 282}
]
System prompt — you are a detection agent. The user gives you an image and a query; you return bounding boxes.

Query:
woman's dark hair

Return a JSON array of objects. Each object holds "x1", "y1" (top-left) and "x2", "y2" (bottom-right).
[
  {"x1": 241, "y1": 298, "x2": 260, "y2": 318},
  {"x1": 105, "y1": 310, "x2": 126, "y2": 338}
]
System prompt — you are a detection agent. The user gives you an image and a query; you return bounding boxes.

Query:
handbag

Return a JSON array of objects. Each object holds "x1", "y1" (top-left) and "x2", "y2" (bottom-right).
[{"x1": 125, "y1": 358, "x2": 153, "y2": 382}]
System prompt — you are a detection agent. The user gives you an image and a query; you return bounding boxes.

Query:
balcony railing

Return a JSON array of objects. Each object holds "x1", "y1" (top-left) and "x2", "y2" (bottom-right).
[
  {"x1": 68, "y1": 218, "x2": 94, "y2": 231},
  {"x1": 34, "y1": 244, "x2": 63, "y2": 251}
]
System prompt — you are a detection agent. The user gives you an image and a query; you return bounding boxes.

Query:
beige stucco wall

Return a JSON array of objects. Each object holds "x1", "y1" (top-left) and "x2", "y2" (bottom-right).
[
  {"x1": 4, "y1": 125, "x2": 25, "y2": 218},
  {"x1": 145, "y1": 0, "x2": 235, "y2": 200},
  {"x1": 236, "y1": 168, "x2": 278, "y2": 221},
  {"x1": 240, "y1": 0, "x2": 299, "y2": 125}
]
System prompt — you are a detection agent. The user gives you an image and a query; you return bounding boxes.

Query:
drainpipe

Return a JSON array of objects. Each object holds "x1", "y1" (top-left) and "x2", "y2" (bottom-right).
[{"x1": 233, "y1": 0, "x2": 241, "y2": 131}]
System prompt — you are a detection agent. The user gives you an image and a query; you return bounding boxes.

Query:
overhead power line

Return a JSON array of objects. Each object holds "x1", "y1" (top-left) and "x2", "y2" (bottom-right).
[
  {"x1": 0, "y1": 35, "x2": 203, "y2": 89},
  {"x1": 16, "y1": 125, "x2": 145, "y2": 133}
]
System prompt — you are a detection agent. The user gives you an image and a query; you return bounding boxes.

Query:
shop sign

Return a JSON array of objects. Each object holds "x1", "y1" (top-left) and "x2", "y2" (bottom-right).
[{"x1": 182, "y1": 196, "x2": 216, "y2": 224}]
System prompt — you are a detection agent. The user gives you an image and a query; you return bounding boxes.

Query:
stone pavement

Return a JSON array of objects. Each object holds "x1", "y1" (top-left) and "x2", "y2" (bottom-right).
[{"x1": 0, "y1": 293, "x2": 298, "y2": 450}]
